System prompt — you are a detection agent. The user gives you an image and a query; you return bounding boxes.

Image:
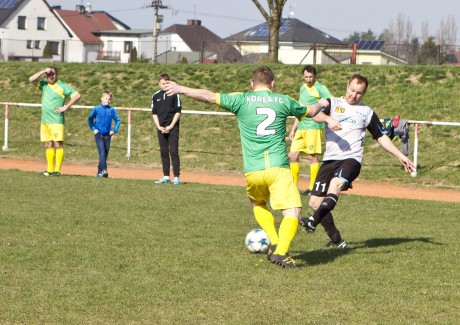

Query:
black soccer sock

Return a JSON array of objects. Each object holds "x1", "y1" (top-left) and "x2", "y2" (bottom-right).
[
  {"x1": 312, "y1": 193, "x2": 339, "y2": 226},
  {"x1": 320, "y1": 212, "x2": 343, "y2": 244}
]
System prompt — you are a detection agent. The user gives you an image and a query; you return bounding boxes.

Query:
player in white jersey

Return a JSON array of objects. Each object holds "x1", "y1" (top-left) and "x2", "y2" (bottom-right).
[{"x1": 300, "y1": 74, "x2": 415, "y2": 248}]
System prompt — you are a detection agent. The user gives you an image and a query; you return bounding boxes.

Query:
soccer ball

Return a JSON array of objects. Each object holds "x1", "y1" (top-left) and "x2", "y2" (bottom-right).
[{"x1": 245, "y1": 229, "x2": 270, "y2": 253}]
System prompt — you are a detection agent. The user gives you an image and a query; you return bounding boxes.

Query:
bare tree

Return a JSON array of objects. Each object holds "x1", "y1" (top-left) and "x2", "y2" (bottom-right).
[
  {"x1": 421, "y1": 21, "x2": 430, "y2": 44},
  {"x1": 378, "y1": 28, "x2": 394, "y2": 43},
  {"x1": 251, "y1": 0, "x2": 287, "y2": 62},
  {"x1": 436, "y1": 15, "x2": 457, "y2": 47},
  {"x1": 384, "y1": 14, "x2": 413, "y2": 45}
]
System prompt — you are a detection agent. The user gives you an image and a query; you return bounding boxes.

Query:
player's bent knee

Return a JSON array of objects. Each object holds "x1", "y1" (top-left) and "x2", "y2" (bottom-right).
[{"x1": 308, "y1": 198, "x2": 321, "y2": 211}]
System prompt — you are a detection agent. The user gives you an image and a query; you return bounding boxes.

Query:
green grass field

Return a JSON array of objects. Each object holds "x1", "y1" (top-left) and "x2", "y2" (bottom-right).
[
  {"x1": 1, "y1": 170, "x2": 459, "y2": 324},
  {"x1": 0, "y1": 62, "x2": 459, "y2": 323}
]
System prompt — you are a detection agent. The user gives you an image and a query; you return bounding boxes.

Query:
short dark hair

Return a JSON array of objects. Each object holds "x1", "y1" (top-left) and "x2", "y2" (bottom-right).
[
  {"x1": 349, "y1": 74, "x2": 368, "y2": 92},
  {"x1": 252, "y1": 66, "x2": 274, "y2": 85},
  {"x1": 102, "y1": 91, "x2": 112, "y2": 98},
  {"x1": 159, "y1": 73, "x2": 170, "y2": 81},
  {"x1": 302, "y1": 65, "x2": 316, "y2": 76}
]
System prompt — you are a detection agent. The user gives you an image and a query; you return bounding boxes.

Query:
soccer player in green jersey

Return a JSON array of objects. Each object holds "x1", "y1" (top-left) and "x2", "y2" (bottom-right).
[
  {"x1": 29, "y1": 67, "x2": 81, "y2": 176},
  {"x1": 164, "y1": 66, "x2": 339, "y2": 268},
  {"x1": 289, "y1": 65, "x2": 332, "y2": 196}
]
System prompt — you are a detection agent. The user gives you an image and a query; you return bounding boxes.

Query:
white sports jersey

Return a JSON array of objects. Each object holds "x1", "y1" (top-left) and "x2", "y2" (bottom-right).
[{"x1": 323, "y1": 97, "x2": 379, "y2": 163}]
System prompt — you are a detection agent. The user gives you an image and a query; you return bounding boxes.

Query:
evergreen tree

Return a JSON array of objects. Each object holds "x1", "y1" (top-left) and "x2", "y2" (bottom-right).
[{"x1": 417, "y1": 37, "x2": 438, "y2": 65}]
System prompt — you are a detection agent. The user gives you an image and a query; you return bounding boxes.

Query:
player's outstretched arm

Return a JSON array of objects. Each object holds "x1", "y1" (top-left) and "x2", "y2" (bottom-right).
[
  {"x1": 306, "y1": 98, "x2": 329, "y2": 117},
  {"x1": 377, "y1": 135, "x2": 415, "y2": 172},
  {"x1": 165, "y1": 81, "x2": 217, "y2": 104}
]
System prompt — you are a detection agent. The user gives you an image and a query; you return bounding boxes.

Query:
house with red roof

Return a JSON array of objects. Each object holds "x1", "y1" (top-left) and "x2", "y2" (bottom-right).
[
  {"x1": 54, "y1": 4, "x2": 129, "y2": 62},
  {"x1": 0, "y1": 0, "x2": 128, "y2": 62}
]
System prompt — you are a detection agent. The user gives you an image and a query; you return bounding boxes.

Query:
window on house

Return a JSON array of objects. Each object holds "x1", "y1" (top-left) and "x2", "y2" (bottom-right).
[
  {"x1": 18, "y1": 16, "x2": 26, "y2": 30},
  {"x1": 124, "y1": 41, "x2": 133, "y2": 53},
  {"x1": 49, "y1": 41, "x2": 60, "y2": 55},
  {"x1": 34, "y1": 41, "x2": 40, "y2": 49},
  {"x1": 37, "y1": 17, "x2": 46, "y2": 30},
  {"x1": 26, "y1": 40, "x2": 33, "y2": 49}
]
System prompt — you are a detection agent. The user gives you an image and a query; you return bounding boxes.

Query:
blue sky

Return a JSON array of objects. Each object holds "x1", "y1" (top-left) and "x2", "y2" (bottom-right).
[{"x1": 48, "y1": 0, "x2": 459, "y2": 43}]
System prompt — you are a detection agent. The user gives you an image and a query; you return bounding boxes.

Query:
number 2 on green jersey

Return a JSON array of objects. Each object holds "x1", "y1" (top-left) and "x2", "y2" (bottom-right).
[{"x1": 256, "y1": 107, "x2": 276, "y2": 136}]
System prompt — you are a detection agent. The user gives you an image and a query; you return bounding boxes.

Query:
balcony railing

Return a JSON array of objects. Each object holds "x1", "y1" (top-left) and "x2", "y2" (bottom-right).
[{"x1": 97, "y1": 51, "x2": 121, "y2": 61}]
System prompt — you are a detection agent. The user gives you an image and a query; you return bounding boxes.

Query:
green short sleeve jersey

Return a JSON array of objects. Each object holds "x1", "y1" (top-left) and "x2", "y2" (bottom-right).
[
  {"x1": 39, "y1": 80, "x2": 78, "y2": 124},
  {"x1": 297, "y1": 81, "x2": 331, "y2": 130},
  {"x1": 217, "y1": 88, "x2": 308, "y2": 172}
]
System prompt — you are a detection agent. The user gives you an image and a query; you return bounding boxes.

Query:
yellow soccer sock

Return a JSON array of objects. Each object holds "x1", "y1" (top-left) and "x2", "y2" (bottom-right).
[
  {"x1": 274, "y1": 215, "x2": 299, "y2": 256},
  {"x1": 290, "y1": 162, "x2": 300, "y2": 187},
  {"x1": 309, "y1": 162, "x2": 320, "y2": 191},
  {"x1": 253, "y1": 205, "x2": 279, "y2": 245},
  {"x1": 45, "y1": 148, "x2": 55, "y2": 173},
  {"x1": 55, "y1": 147, "x2": 64, "y2": 172}
]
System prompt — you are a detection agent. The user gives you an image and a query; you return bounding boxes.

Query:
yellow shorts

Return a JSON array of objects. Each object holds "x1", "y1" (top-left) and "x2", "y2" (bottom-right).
[
  {"x1": 40, "y1": 124, "x2": 64, "y2": 142},
  {"x1": 290, "y1": 129, "x2": 324, "y2": 154},
  {"x1": 245, "y1": 167, "x2": 302, "y2": 210}
]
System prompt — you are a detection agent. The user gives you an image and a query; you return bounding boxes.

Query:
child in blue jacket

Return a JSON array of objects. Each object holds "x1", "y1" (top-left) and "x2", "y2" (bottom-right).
[{"x1": 88, "y1": 91, "x2": 121, "y2": 177}]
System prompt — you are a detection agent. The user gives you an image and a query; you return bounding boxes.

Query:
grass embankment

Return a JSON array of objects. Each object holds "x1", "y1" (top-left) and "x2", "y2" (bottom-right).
[{"x1": 0, "y1": 62, "x2": 459, "y2": 189}]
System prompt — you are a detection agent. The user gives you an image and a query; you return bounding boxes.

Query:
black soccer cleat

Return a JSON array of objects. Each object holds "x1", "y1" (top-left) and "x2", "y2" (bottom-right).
[
  {"x1": 300, "y1": 216, "x2": 316, "y2": 233},
  {"x1": 323, "y1": 240, "x2": 347, "y2": 249},
  {"x1": 301, "y1": 189, "x2": 312, "y2": 196},
  {"x1": 270, "y1": 253, "x2": 300, "y2": 268}
]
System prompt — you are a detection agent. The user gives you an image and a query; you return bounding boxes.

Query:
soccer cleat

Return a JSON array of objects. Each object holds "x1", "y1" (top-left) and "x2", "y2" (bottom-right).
[
  {"x1": 102, "y1": 170, "x2": 108, "y2": 178},
  {"x1": 154, "y1": 177, "x2": 171, "y2": 184},
  {"x1": 266, "y1": 244, "x2": 277, "y2": 261},
  {"x1": 270, "y1": 253, "x2": 300, "y2": 268},
  {"x1": 173, "y1": 177, "x2": 181, "y2": 185},
  {"x1": 323, "y1": 240, "x2": 348, "y2": 249},
  {"x1": 53, "y1": 171, "x2": 61, "y2": 176},
  {"x1": 302, "y1": 189, "x2": 312, "y2": 196},
  {"x1": 39, "y1": 171, "x2": 51, "y2": 176},
  {"x1": 300, "y1": 216, "x2": 316, "y2": 233}
]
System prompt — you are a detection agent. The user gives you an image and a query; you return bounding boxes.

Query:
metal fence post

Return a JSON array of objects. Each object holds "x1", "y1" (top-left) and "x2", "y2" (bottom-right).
[{"x1": 2, "y1": 104, "x2": 9, "y2": 151}]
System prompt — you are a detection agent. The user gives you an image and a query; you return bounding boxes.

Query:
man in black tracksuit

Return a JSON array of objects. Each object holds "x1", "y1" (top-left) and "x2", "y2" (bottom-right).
[{"x1": 151, "y1": 73, "x2": 182, "y2": 185}]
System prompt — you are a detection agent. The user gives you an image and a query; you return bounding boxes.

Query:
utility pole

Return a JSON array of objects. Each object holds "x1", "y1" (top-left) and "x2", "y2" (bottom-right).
[{"x1": 146, "y1": 0, "x2": 168, "y2": 64}]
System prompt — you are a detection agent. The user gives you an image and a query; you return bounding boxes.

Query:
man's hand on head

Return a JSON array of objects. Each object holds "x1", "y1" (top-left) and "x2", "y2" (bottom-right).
[{"x1": 164, "y1": 81, "x2": 180, "y2": 96}]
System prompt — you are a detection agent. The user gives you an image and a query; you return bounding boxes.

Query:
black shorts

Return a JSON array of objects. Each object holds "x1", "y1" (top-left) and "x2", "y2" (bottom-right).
[{"x1": 311, "y1": 159, "x2": 362, "y2": 197}]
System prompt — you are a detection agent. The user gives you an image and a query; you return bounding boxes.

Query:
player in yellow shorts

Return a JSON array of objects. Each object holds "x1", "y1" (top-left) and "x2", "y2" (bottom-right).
[
  {"x1": 29, "y1": 67, "x2": 81, "y2": 176},
  {"x1": 164, "y1": 67, "x2": 340, "y2": 268},
  {"x1": 245, "y1": 168, "x2": 301, "y2": 211},
  {"x1": 289, "y1": 65, "x2": 332, "y2": 195}
]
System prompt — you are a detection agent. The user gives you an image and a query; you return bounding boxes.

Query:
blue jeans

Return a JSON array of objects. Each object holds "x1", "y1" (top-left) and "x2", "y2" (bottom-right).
[{"x1": 95, "y1": 133, "x2": 111, "y2": 173}]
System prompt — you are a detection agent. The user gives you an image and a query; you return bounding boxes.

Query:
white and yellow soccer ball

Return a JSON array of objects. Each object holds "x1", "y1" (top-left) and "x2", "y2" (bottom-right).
[{"x1": 245, "y1": 229, "x2": 270, "y2": 253}]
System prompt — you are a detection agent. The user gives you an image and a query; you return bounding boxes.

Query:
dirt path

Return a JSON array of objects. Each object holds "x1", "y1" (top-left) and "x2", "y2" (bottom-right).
[{"x1": 1, "y1": 157, "x2": 459, "y2": 203}]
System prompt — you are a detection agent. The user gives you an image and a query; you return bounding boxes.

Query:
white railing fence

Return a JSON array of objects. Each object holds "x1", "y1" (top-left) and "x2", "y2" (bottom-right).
[{"x1": 2, "y1": 102, "x2": 459, "y2": 177}]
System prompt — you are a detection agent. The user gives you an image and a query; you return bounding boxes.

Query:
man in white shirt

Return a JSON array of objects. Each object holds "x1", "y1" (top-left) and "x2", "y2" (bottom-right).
[{"x1": 300, "y1": 74, "x2": 415, "y2": 248}]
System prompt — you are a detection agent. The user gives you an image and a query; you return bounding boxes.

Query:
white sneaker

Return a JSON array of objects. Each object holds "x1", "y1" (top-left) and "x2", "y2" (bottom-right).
[
  {"x1": 173, "y1": 177, "x2": 181, "y2": 185},
  {"x1": 155, "y1": 177, "x2": 170, "y2": 184}
]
